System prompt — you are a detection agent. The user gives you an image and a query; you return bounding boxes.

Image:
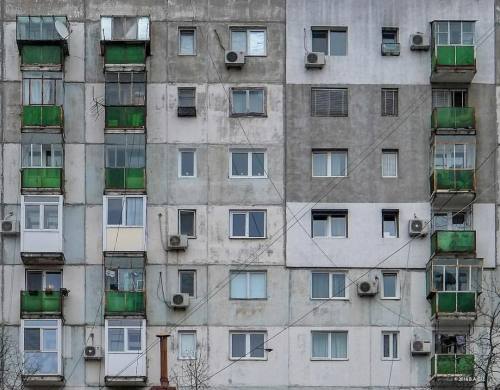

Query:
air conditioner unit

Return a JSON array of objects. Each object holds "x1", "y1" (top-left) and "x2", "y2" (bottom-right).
[
  {"x1": 0, "y1": 220, "x2": 19, "y2": 235},
  {"x1": 225, "y1": 50, "x2": 245, "y2": 68},
  {"x1": 411, "y1": 339, "x2": 431, "y2": 355},
  {"x1": 171, "y1": 293, "x2": 190, "y2": 309},
  {"x1": 84, "y1": 346, "x2": 102, "y2": 360},
  {"x1": 167, "y1": 234, "x2": 188, "y2": 251},
  {"x1": 305, "y1": 52, "x2": 325, "y2": 68},
  {"x1": 357, "y1": 279, "x2": 379, "y2": 297},
  {"x1": 410, "y1": 33, "x2": 430, "y2": 51},
  {"x1": 409, "y1": 219, "x2": 427, "y2": 238}
]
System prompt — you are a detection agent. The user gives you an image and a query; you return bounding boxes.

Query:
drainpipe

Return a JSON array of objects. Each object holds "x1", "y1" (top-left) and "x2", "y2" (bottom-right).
[{"x1": 151, "y1": 334, "x2": 176, "y2": 390}]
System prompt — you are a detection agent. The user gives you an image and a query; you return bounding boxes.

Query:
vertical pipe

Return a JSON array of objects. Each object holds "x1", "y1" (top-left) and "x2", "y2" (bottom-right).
[{"x1": 157, "y1": 334, "x2": 170, "y2": 387}]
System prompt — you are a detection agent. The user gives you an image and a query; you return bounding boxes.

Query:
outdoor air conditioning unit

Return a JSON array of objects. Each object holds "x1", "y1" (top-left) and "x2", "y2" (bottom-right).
[
  {"x1": 167, "y1": 234, "x2": 188, "y2": 251},
  {"x1": 411, "y1": 339, "x2": 431, "y2": 355},
  {"x1": 0, "y1": 220, "x2": 19, "y2": 235},
  {"x1": 225, "y1": 50, "x2": 245, "y2": 68},
  {"x1": 84, "y1": 346, "x2": 102, "y2": 360},
  {"x1": 171, "y1": 293, "x2": 190, "y2": 309},
  {"x1": 305, "y1": 52, "x2": 325, "y2": 68},
  {"x1": 410, "y1": 33, "x2": 430, "y2": 51},
  {"x1": 409, "y1": 219, "x2": 427, "y2": 238},
  {"x1": 357, "y1": 279, "x2": 379, "y2": 297}
]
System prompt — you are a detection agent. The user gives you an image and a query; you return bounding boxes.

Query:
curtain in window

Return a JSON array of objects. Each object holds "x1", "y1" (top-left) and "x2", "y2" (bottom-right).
[
  {"x1": 331, "y1": 216, "x2": 346, "y2": 237},
  {"x1": 248, "y1": 31, "x2": 265, "y2": 55},
  {"x1": 180, "y1": 31, "x2": 195, "y2": 54},
  {"x1": 458, "y1": 267, "x2": 470, "y2": 291},
  {"x1": 331, "y1": 274, "x2": 346, "y2": 297},
  {"x1": 331, "y1": 152, "x2": 346, "y2": 176},
  {"x1": 445, "y1": 266, "x2": 457, "y2": 291},
  {"x1": 126, "y1": 198, "x2": 143, "y2": 226},
  {"x1": 312, "y1": 153, "x2": 328, "y2": 176},
  {"x1": 108, "y1": 328, "x2": 124, "y2": 351},
  {"x1": 30, "y1": 79, "x2": 43, "y2": 105},
  {"x1": 312, "y1": 273, "x2": 329, "y2": 298},
  {"x1": 251, "y1": 153, "x2": 265, "y2": 176},
  {"x1": 312, "y1": 332, "x2": 328, "y2": 358},
  {"x1": 43, "y1": 205, "x2": 59, "y2": 229},
  {"x1": 231, "y1": 31, "x2": 246, "y2": 52},
  {"x1": 248, "y1": 90, "x2": 263, "y2": 113},
  {"x1": 128, "y1": 328, "x2": 141, "y2": 351},
  {"x1": 231, "y1": 334, "x2": 246, "y2": 357},
  {"x1": 180, "y1": 333, "x2": 196, "y2": 358},
  {"x1": 383, "y1": 274, "x2": 397, "y2": 297},
  {"x1": 248, "y1": 211, "x2": 264, "y2": 237},
  {"x1": 232, "y1": 91, "x2": 246, "y2": 114},
  {"x1": 42, "y1": 79, "x2": 55, "y2": 105},
  {"x1": 249, "y1": 273, "x2": 266, "y2": 298},
  {"x1": 250, "y1": 333, "x2": 265, "y2": 357},
  {"x1": 331, "y1": 332, "x2": 347, "y2": 358},
  {"x1": 230, "y1": 273, "x2": 247, "y2": 298},
  {"x1": 382, "y1": 152, "x2": 397, "y2": 177}
]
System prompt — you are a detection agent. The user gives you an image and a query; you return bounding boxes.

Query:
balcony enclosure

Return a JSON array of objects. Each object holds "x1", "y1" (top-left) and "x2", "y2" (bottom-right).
[
  {"x1": 20, "y1": 290, "x2": 63, "y2": 317},
  {"x1": 16, "y1": 16, "x2": 69, "y2": 68},
  {"x1": 22, "y1": 143, "x2": 63, "y2": 192},
  {"x1": 105, "y1": 134, "x2": 145, "y2": 191},
  {"x1": 431, "y1": 89, "x2": 474, "y2": 133},
  {"x1": 431, "y1": 21, "x2": 476, "y2": 83},
  {"x1": 431, "y1": 333, "x2": 474, "y2": 384},
  {"x1": 105, "y1": 72, "x2": 146, "y2": 129},
  {"x1": 104, "y1": 257, "x2": 145, "y2": 316}
]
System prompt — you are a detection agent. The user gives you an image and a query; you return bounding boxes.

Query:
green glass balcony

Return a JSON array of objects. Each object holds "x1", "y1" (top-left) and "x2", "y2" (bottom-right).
[
  {"x1": 20, "y1": 290, "x2": 62, "y2": 317},
  {"x1": 105, "y1": 168, "x2": 145, "y2": 190},
  {"x1": 431, "y1": 45, "x2": 476, "y2": 83},
  {"x1": 105, "y1": 106, "x2": 145, "y2": 129},
  {"x1": 431, "y1": 107, "x2": 475, "y2": 130},
  {"x1": 22, "y1": 168, "x2": 63, "y2": 191},
  {"x1": 430, "y1": 169, "x2": 475, "y2": 193},
  {"x1": 104, "y1": 43, "x2": 146, "y2": 65},
  {"x1": 431, "y1": 230, "x2": 476, "y2": 256},
  {"x1": 105, "y1": 291, "x2": 145, "y2": 316},
  {"x1": 431, "y1": 354, "x2": 474, "y2": 380},
  {"x1": 21, "y1": 45, "x2": 64, "y2": 67},
  {"x1": 430, "y1": 291, "x2": 477, "y2": 317},
  {"x1": 22, "y1": 106, "x2": 63, "y2": 128}
]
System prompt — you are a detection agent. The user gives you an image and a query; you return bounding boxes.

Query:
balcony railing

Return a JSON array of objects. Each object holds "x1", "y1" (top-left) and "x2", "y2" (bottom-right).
[
  {"x1": 431, "y1": 230, "x2": 476, "y2": 256},
  {"x1": 22, "y1": 106, "x2": 63, "y2": 128},
  {"x1": 20, "y1": 290, "x2": 62, "y2": 317},
  {"x1": 431, "y1": 107, "x2": 475, "y2": 130},
  {"x1": 430, "y1": 291, "x2": 477, "y2": 317},
  {"x1": 381, "y1": 43, "x2": 400, "y2": 56},
  {"x1": 22, "y1": 168, "x2": 63, "y2": 191},
  {"x1": 433, "y1": 46, "x2": 475, "y2": 67},
  {"x1": 105, "y1": 291, "x2": 145, "y2": 316},
  {"x1": 431, "y1": 354, "x2": 474, "y2": 380},
  {"x1": 430, "y1": 169, "x2": 475, "y2": 193},
  {"x1": 105, "y1": 106, "x2": 145, "y2": 129},
  {"x1": 105, "y1": 168, "x2": 145, "y2": 190},
  {"x1": 104, "y1": 43, "x2": 147, "y2": 65},
  {"x1": 21, "y1": 45, "x2": 64, "y2": 67}
]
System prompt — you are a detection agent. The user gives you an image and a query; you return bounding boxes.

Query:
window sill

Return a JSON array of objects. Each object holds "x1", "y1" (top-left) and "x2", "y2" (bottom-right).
[
  {"x1": 230, "y1": 113, "x2": 267, "y2": 118},
  {"x1": 312, "y1": 175, "x2": 348, "y2": 178},
  {"x1": 178, "y1": 356, "x2": 196, "y2": 360},
  {"x1": 382, "y1": 358, "x2": 400, "y2": 361},
  {"x1": 311, "y1": 297, "x2": 349, "y2": 301},
  {"x1": 312, "y1": 236, "x2": 347, "y2": 239},
  {"x1": 229, "y1": 357, "x2": 267, "y2": 361},
  {"x1": 229, "y1": 297, "x2": 268, "y2": 301},
  {"x1": 380, "y1": 297, "x2": 400, "y2": 300},
  {"x1": 311, "y1": 357, "x2": 348, "y2": 361},
  {"x1": 229, "y1": 176, "x2": 268, "y2": 179},
  {"x1": 382, "y1": 176, "x2": 398, "y2": 179},
  {"x1": 177, "y1": 53, "x2": 197, "y2": 56},
  {"x1": 229, "y1": 236, "x2": 267, "y2": 240},
  {"x1": 178, "y1": 176, "x2": 197, "y2": 179}
]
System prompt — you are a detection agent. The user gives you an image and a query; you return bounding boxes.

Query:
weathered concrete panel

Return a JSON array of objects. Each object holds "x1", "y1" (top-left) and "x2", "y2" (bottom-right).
[
  {"x1": 63, "y1": 266, "x2": 86, "y2": 323},
  {"x1": 63, "y1": 205, "x2": 85, "y2": 263},
  {"x1": 85, "y1": 144, "x2": 104, "y2": 204},
  {"x1": 66, "y1": 23, "x2": 85, "y2": 82},
  {"x1": 85, "y1": 83, "x2": 105, "y2": 143},
  {"x1": 3, "y1": 81, "x2": 21, "y2": 143},
  {"x1": 64, "y1": 143, "x2": 86, "y2": 204},
  {"x1": 64, "y1": 83, "x2": 85, "y2": 143},
  {"x1": 146, "y1": 83, "x2": 168, "y2": 144},
  {"x1": 4, "y1": 0, "x2": 84, "y2": 19},
  {"x1": 85, "y1": 205, "x2": 103, "y2": 264}
]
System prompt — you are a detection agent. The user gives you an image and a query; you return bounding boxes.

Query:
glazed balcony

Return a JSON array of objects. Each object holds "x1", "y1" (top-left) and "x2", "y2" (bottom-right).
[
  {"x1": 431, "y1": 45, "x2": 476, "y2": 83},
  {"x1": 431, "y1": 230, "x2": 476, "y2": 257},
  {"x1": 431, "y1": 107, "x2": 475, "y2": 133},
  {"x1": 105, "y1": 168, "x2": 145, "y2": 191},
  {"x1": 105, "y1": 291, "x2": 145, "y2": 316},
  {"x1": 21, "y1": 168, "x2": 63, "y2": 193},
  {"x1": 430, "y1": 291, "x2": 477, "y2": 320},
  {"x1": 105, "y1": 106, "x2": 145, "y2": 129},
  {"x1": 22, "y1": 106, "x2": 63, "y2": 129},
  {"x1": 430, "y1": 354, "x2": 474, "y2": 385},
  {"x1": 20, "y1": 290, "x2": 63, "y2": 318}
]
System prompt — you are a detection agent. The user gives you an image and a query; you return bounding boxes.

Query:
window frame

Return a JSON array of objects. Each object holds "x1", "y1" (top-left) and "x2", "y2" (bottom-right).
[
  {"x1": 21, "y1": 319, "x2": 62, "y2": 375},
  {"x1": 104, "y1": 72, "x2": 146, "y2": 107},
  {"x1": 178, "y1": 28, "x2": 197, "y2": 56},
  {"x1": 21, "y1": 143, "x2": 63, "y2": 168},
  {"x1": 22, "y1": 72, "x2": 64, "y2": 106},
  {"x1": 311, "y1": 210, "x2": 348, "y2": 238},
  {"x1": 381, "y1": 149, "x2": 398, "y2": 178},
  {"x1": 178, "y1": 270, "x2": 197, "y2": 298},
  {"x1": 106, "y1": 319, "x2": 145, "y2": 354},
  {"x1": 381, "y1": 88, "x2": 399, "y2": 117},
  {"x1": 22, "y1": 196, "x2": 61, "y2": 232},
  {"x1": 26, "y1": 270, "x2": 62, "y2": 291},
  {"x1": 382, "y1": 331, "x2": 399, "y2": 360},
  {"x1": 229, "y1": 210, "x2": 267, "y2": 239},
  {"x1": 312, "y1": 150, "x2": 348, "y2": 177},
  {"x1": 178, "y1": 331, "x2": 197, "y2": 360},
  {"x1": 229, "y1": 271, "x2": 267, "y2": 300},
  {"x1": 432, "y1": 209, "x2": 472, "y2": 232},
  {"x1": 229, "y1": 28, "x2": 267, "y2": 56},
  {"x1": 433, "y1": 21, "x2": 475, "y2": 46},
  {"x1": 381, "y1": 272, "x2": 400, "y2": 300},
  {"x1": 382, "y1": 210, "x2": 399, "y2": 238},
  {"x1": 311, "y1": 27, "x2": 348, "y2": 56},
  {"x1": 230, "y1": 88, "x2": 266, "y2": 117},
  {"x1": 105, "y1": 133, "x2": 146, "y2": 169},
  {"x1": 229, "y1": 331, "x2": 267, "y2": 360},
  {"x1": 310, "y1": 271, "x2": 349, "y2": 300},
  {"x1": 310, "y1": 331, "x2": 349, "y2": 361},
  {"x1": 177, "y1": 87, "x2": 196, "y2": 108},
  {"x1": 105, "y1": 195, "x2": 146, "y2": 228},
  {"x1": 229, "y1": 150, "x2": 267, "y2": 179},
  {"x1": 382, "y1": 27, "x2": 399, "y2": 44},
  {"x1": 178, "y1": 149, "x2": 197, "y2": 178},
  {"x1": 178, "y1": 209, "x2": 196, "y2": 238},
  {"x1": 310, "y1": 88, "x2": 349, "y2": 117}
]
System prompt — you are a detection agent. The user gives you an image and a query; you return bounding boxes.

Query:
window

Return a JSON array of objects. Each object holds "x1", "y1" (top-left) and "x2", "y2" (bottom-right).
[
  {"x1": 312, "y1": 210, "x2": 347, "y2": 238},
  {"x1": 106, "y1": 196, "x2": 144, "y2": 227},
  {"x1": 382, "y1": 210, "x2": 399, "y2": 238},
  {"x1": 231, "y1": 88, "x2": 265, "y2": 116},
  {"x1": 179, "y1": 210, "x2": 196, "y2": 238},
  {"x1": 312, "y1": 28, "x2": 347, "y2": 56},
  {"x1": 23, "y1": 196, "x2": 60, "y2": 230},
  {"x1": 22, "y1": 144, "x2": 63, "y2": 168},
  {"x1": 107, "y1": 319, "x2": 143, "y2": 352},
  {"x1": 381, "y1": 272, "x2": 398, "y2": 299},
  {"x1": 382, "y1": 150, "x2": 398, "y2": 177},
  {"x1": 230, "y1": 150, "x2": 266, "y2": 178},
  {"x1": 432, "y1": 89, "x2": 468, "y2": 108},
  {"x1": 435, "y1": 334, "x2": 468, "y2": 355},
  {"x1": 432, "y1": 263, "x2": 479, "y2": 292},
  {"x1": 100, "y1": 16, "x2": 150, "y2": 41},
  {"x1": 23, "y1": 72, "x2": 63, "y2": 105},
  {"x1": 178, "y1": 88, "x2": 196, "y2": 108},
  {"x1": 179, "y1": 29, "x2": 196, "y2": 55},
  {"x1": 230, "y1": 28, "x2": 266, "y2": 56},
  {"x1": 230, "y1": 332, "x2": 266, "y2": 359},
  {"x1": 432, "y1": 142, "x2": 475, "y2": 170},
  {"x1": 434, "y1": 21, "x2": 475, "y2": 46},
  {"x1": 178, "y1": 149, "x2": 196, "y2": 178},
  {"x1": 382, "y1": 332, "x2": 399, "y2": 360},
  {"x1": 17, "y1": 16, "x2": 69, "y2": 41},
  {"x1": 179, "y1": 270, "x2": 196, "y2": 297},
  {"x1": 311, "y1": 331, "x2": 348, "y2": 360},
  {"x1": 311, "y1": 272, "x2": 348, "y2": 299},
  {"x1": 26, "y1": 270, "x2": 62, "y2": 291},
  {"x1": 22, "y1": 319, "x2": 61, "y2": 375},
  {"x1": 432, "y1": 210, "x2": 471, "y2": 231},
  {"x1": 381, "y1": 89, "x2": 398, "y2": 116},
  {"x1": 382, "y1": 28, "x2": 398, "y2": 44},
  {"x1": 105, "y1": 265, "x2": 144, "y2": 291},
  {"x1": 179, "y1": 332, "x2": 196, "y2": 359},
  {"x1": 105, "y1": 72, "x2": 146, "y2": 106},
  {"x1": 105, "y1": 134, "x2": 145, "y2": 169},
  {"x1": 311, "y1": 88, "x2": 348, "y2": 117},
  {"x1": 230, "y1": 271, "x2": 266, "y2": 299},
  {"x1": 230, "y1": 210, "x2": 266, "y2": 238},
  {"x1": 312, "y1": 150, "x2": 347, "y2": 177}
]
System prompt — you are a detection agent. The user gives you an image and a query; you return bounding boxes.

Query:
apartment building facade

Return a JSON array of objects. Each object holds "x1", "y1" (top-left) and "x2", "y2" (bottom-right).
[{"x1": 0, "y1": 0, "x2": 497, "y2": 389}]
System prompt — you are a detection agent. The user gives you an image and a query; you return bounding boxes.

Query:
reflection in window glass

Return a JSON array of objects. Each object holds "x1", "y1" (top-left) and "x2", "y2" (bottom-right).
[{"x1": 108, "y1": 328, "x2": 124, "y2": 352}]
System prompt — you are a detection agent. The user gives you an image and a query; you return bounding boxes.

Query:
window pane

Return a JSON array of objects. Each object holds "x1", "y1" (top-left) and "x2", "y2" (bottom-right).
[
  {"x1": 43, "y1": 329, "x2": 57, "y2": 350},
  {"x1": 25, "y1": 205, "x2": 40, "y2": 229},
  {"x1": 106, "y1": 82, "x2": 119, "y2": 106},
  {"x1": 312, "y1": 153, "x2": 328, "y2": 176},
  {"x1": 231, "y1": 213, "x2": 246, "y2": 237},
  {"x1": 43, "y1": 205, "x2": 58, "y2": 229},
  {"x1": 311, "y1": 273, "x2": 329, "y2": 298},
  {"x1": 180, "y1": 151, "x2": 195, "y2": 177},
  {"x1": 42, "y1": 144, "x2": 52, "y2": 167},
  {"x1": 128, "y1": 329, "x2": 141, "y2": 351},
  {"x1": 230, "y1": 273, "x2": 247, "y2": 299},
  {"x1": 249, "y1": 211, "x2": 265, "y2": 237},
  {"x1": 32, "y1": 144, "x2": 41, "y2": 167},
  {"x1": 331, "y1": 274, "x2": 346, "y2": 298},
  {"x1": 383, "y1": 334, "x2": 390, "y2": 358},
  {"x1": 312, "y1": 214, "x2": 328, "y2": 237},
  {"x1": 450, "y1": 22, "x2": 462, "y2": 44},
  {"x1": 108, "y1": 328, "x2": 124, "y2": 352},
  {"x1": 118, "y1": 269, "x2": 143, "y2": 291},
  {"x1": 331, "y1": 332, "x2": 347, "y2": 358},
  {"x1": 179, "y1": 211, "x2": 195, "y2": 237},
  {"x1": 331, "y1": 216, "x2": 346, "y2": 237},
  {"x1": 24, "y1": 329, "x2": 40, "y2": 351},
  {"x1": 312, "y1": 332, "x2": 329, "y2": 358},
  {"x1": 248, "y1": 31, "x2": 266, "y2": 55},
  {"x1": 180, "y1": 333, "x2": 196, "y2": 358},
  {"x1": 42, "y1": 79, "x2": 55, "y2": 105},
  {"x1": 383, "y1": 213, "x2": 397, "y2": 238},
  {"x1": 26, "y1": 272, "x2": 43, "y2": 290},
  {"x1": 31, "y1": 79, "x2": 43, "y2": 104},
  {"x1": 433, "y1": 214, "x2": 448, "y2": 231},
  {"x1": 231, "y1": 31, "x2": 246, "y2": 52},
  {"x1": 22, "y1": 144, "x2": 31, "y2": 167},
  {"x1": 445, "y1": 266, "x2": 457, "y2": 291},
  {"x1": 331, "y1": 152, "x2": 347, "y2": 176},
  {"x1": 52, "y1": 145, "x2": 63, "y2": 167},
  {"x1": 179, "y1": 30, "x2": 195, "y2": 55},
  {"x1": 232, "y1": 153, "x2": 248, "y2": 176},
  {"x1": 458, "y1": 267, "x2": 469, "y2": 291},
  {"x1": 107, "y1": 198, "x2": 123, "y2": 225},
  {"x1": 126, "y1": 197, "x2": 143, "y2": 226},
  {"x1": 383, "y1": 273, "x2": 397, "y2": 298},
  {"x1": 45, "y1": 272, "x2": 62, "y2": 290},
  {"x1": 312, "y1": 30, "x2": 328, "y2": 54},
  {"x1": 231, "y1": 334, "x2": 246, "y2": 357},
  {"x1": 251, "y1": 153, "x2": 265, "y2": 177},
  {"x1": 232, "y1": 91, "x2": 246, "y2": 114},
  {"x1": 330, "y1": 30, "x2": 347, "y2": 55},
  {"x1": 249, "y1": 273, "x2": 266, "y2": 298},
  {"x1": 433, "y1": 265, "x2": 444, "y2": 291},
  {"x1": 392, "y1": 333, "x2": 398, "y2": 358},
  {"x1": 25, "y1": 352, "x2": 57, "y2": 374},
  {"x1": 382, "y1": 152, "x2": 397, "y2": 177},
  {"x1": 180, "y1": 271, "x2": 195, "y2": 296},
  {"x1": 250, "y1": 333, "x2": 265, "y2": 357},
  {"x1": 249, "y1": 90, "x2": 264, "y2": 113},
  {"x1": 178, "y1": 88, "x2": 195, "y2": 107}
]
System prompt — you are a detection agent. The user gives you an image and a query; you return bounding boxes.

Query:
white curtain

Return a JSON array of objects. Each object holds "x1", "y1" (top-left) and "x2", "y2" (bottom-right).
[
  {"x1": 249, "y1": 273, "x2": 266, "y2": 298},
  {"x1": 230, "y1": 273, "x2": 247, "y2": 298},
  {"x1": 382, "y1": 152, "x2": 397, "y2": 177},
  {"x1": 331, "y1": 332, "x2": 347, "y2": 358},
  {"x1": 331, "y1": 273, "x2": 346, "y2": 297},
  {"x1": 312, "y1": 153, "x2": 328, "y2": 176},
  {"x1": 248, "y1": 31, "x2": 265, "y2": 55},
  {"x1": 331, "y1": 216, "x2": 346, "y2": 237},
  {"x1": 125, "y1": 197, "x2": 143, "y2": 226},
  {"x1": 231, "y1": 31, "x2": 246, "y2": 52},
  {"x1": 331, "y1": 152, "x2": 346, "y2": 176},
  {"x1": 312, "y1": 332, "x2": 328, "y2": 358}
]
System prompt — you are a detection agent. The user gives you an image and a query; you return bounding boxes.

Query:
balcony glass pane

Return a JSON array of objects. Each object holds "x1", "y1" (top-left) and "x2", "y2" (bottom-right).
[
  {"x1": 108, "y1": 328, "x2": 124, "y2": 351},
  {"x1": 43, "y1": 205, "x2": 58, "y2": 229},
  {"x1": 445, "y1": 266, "x2": 456, "y2": 291},
  {"x1": 43, "y1": 329, "x2": 57, "y2": 350},
  {"x1": 128, "y1": 329, "x2": 141, "y2": 351},
  {"x1": 25, "y1": 352, "x2": 58, "y2": 374},
  {"x1": 24, "y1": 328, "x2": 40, "y2": 350}
]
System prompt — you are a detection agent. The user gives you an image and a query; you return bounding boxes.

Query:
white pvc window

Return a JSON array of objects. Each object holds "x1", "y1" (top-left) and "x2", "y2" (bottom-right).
[
  {"x1": 230, "y1": 332, "x2": 266, "y2": 360},
  {"x1": 179, "y1": 29, "x2": 196, "y2": 55},
  {"x1": 230, "y1": 150, "x2": 266, "y2": 178},
  {"x1": 381, "y1": 272, "x2": 399, "y2": 299},
  {"x1": 230, "y1": 29, "x2": 266, "y2": 56},
  {"x1": 312, "y1": 211, "x2": 347, "y2": 238},
  {"x1": 26, "y1": 270, "x2": 62, "y2": 291},
  {"x1": 22, "y1": 319, "x2": 61, "y2": 375},
  {"x1": 311, "y1": 331, "x2": 348, "y2": 360},
  {"x1": 179, "y1": 332, "x2": 197, "y2": 359},
  {"x1": 178, "y1": 210, "x2": 196, "y2": 238},
  {"x1": 106, "y1": 196, "x2": 144, "y2": 227},
  {"x1": 434, "y1": 21, "x2": 475, "y2": 45},
  {"x1": 311, "y1": 28, "x2": 347, "y2": 56},
  {"x1": 382, "y1": 332, "x2": 399, "y2": 360},
  {"x1": 432, "y1": 264, "x2": 479, "y2": 292},
  {"x1": 22, "y1": 144, "x2": 63, "y2": 168},
  {"x1": 382, "y1": 150, "x2": 398, "y2": 178},
  {"x1": 311, "y1": 272, "x2": 348, "y2": 299},
  {"x1": 230, "y1": 210, "x2": 266, "y2": 238},
  {"x1": 312, "y1": 150, "x2": 347, "y2": 177},
  {"x1": 179, "y1": 270, "x2": 196, "y2": 297},
  {"x1": 230, "y1": 271, "x2": 266, "y2": 299},
  {"x1": 231, "y1": 89, "x2": 265, "y2": 115},
  {"x1": 382, "y1": 210, "x2": 399, "y2": 238},
  {"x1": 107, "y1": 319, "x2": 143, "y2": 353},
  {"x1": 101, "y1": 16, "x2": 150, "y2": 41},
  {"x1": 23, "y1": 196, "x2": 60, "y2": 231},
  {"x1": 178, "y1": 149, "x2": 197, "y2": 178}
]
